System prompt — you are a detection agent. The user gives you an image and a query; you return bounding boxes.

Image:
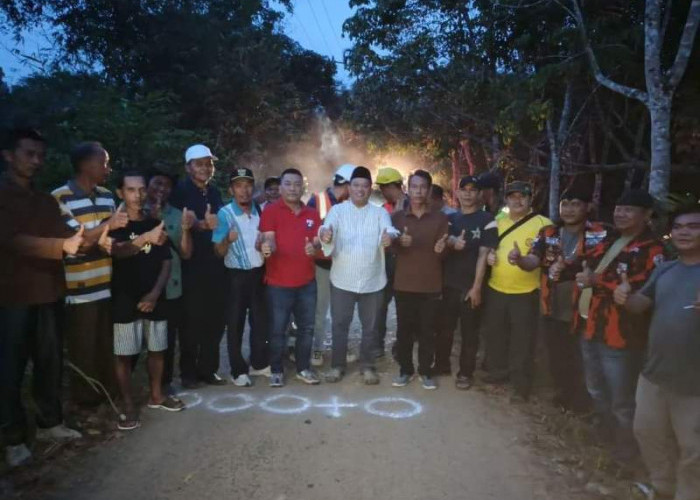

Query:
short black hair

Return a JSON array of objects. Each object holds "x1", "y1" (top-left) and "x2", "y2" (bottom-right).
[
  {"x1": 3, "y1": 127, "x2": 46, "y2": 151},
  {"x1": 280, "y1": 168, "x2": 303, "y2": 182},
  {"x1": 408, "y1": 169, "x2": 432, "y2": 187},
  {"x1": 671, "y1": 204, "x2": 700, "y2": 224},
  {"x1": 147, "y1": 168, "x2": 177, "y2": 187},
  {"x1": 116, "y1": 170, "x2": 147, "y2": 189},
  {"x1": 430, "y1": 184, "x2": 445, "y2": 200},
  {"x1": 70, "y1": 141, "x2": 106, "y2": 173},
  {"x1": 264, "y1": 176, "x2": 280, "y2": 189}
]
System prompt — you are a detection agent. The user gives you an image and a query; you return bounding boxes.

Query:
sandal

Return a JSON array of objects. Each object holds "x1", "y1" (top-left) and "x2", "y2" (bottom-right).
[
  {"x1": 117, "y1": 413, "x2": 141, "y2": 431},
  {"x1": 147, "y1": 396, "x2": 185, "y2": 412}
]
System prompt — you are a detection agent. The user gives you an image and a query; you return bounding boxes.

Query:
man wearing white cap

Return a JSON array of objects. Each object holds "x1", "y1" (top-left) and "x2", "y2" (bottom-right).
[
  {"x1": 306, "y1": 164, "x2": 354, "y2": 366},
  {"x1": 169, "y1": 144, "x2": 227, "y2": 388}
]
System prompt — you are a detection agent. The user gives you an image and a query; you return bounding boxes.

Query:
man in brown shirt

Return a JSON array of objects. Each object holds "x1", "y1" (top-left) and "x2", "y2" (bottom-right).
[
  {"x1": 0, "y1": 128, "x2": 84, "y2": 468},
  {"x1": 391, "y1": 169, "x2": 449, "y2": 389}
]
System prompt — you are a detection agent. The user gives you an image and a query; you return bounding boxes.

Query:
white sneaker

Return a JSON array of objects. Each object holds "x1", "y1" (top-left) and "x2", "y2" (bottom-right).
[
  {"x1": 249, "y1": 366, "x2": 271, "y2": 378},
  {"x1": 231, "y1": 374, "x2": 252, "y2": 387},
  {"x1": 6, "y1": 443, "x2": 32, "y2": 468},
  {"x1": 346, "y1": 351, "x2": 358, "y2": 364},
  {"x1": 35, "y1": 424, "x2": 82, "y2": 442},
  {"x1": 311, "y1": 350, "x2": 324, "y2": 367}
]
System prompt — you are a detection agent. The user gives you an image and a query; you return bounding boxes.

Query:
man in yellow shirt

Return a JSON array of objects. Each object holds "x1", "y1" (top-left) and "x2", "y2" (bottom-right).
[{"x1": 482, "y1": 181, "x2": 552, "y2": 401}]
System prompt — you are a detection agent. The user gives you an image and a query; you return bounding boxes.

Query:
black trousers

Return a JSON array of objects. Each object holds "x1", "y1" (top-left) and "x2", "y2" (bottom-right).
[
  {"x1": 0, "y1": 303, "x2": 63, "y2": 445},
  {"x1": 65, "y1": 299, "x2": 116, "y2": 405},
  {"x1": 180, "y1": 264, "x2": 227, "y2": 382},
  {"x1": 482, "y1": 287, "x2": 539, "y2": 398},
  {"x1": 395, "y1": 291, "x2": 440, "y2": 377},
  {"x1": 435, "y1": 287, "x2": 481, "y2": 378},
  {"x1": 542, "y1": 316, "x2": 591, "y2": 412},
  {"x1": 226, "y1": 267, "x2": 268, "y2": 377},
  {"x1": 163, "y1": 297, "x2": 184, "y2": 386},
  {"x1": 377, "y1": 254, "x2": 396, "y2": 349}
]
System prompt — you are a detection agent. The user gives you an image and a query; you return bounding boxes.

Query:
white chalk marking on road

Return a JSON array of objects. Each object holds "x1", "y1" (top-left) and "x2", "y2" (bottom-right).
[
  {"x1": 259, "y1": 394, "x2": 312, "y2": 415},
  {"x1": 176, "y1": 391, "x2": 203, "y2": 409},
  {"x1": 207, "y1": 393, "x2": 256, "y2": 414},
  {"x1": 364, "y1": 397, "x2": 423, "y2": 419},
  {"x1": 313, "y1": 396, "x2": 358, "y2": 418}
]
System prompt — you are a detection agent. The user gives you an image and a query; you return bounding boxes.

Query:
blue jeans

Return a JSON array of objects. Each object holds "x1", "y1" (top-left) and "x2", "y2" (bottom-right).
[
  {"x1": 580, "y1": 337, "x2": 643, "y2": 459},
  {"x1": 267, "y1": 281, "x2": 317, "y2": 374}
]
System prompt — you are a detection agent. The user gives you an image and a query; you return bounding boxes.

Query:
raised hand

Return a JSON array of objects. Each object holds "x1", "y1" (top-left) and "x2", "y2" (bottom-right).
[
  {"x1": 63, "y1": 225, "x2": 85, "y2": 256},
  {"x1": 98, "y1": 225, "x2": 113, "y2": 255},
  {"x1": 204, "y1": 203, "x2": 218, "y2": 231},
  {"x1": 108, "y1": 203, "x2": 128, "y2": 230},
  {"x1": 319, "y1": 226, "x2": 333, "y2": 244},
  {"x1": 453, "y1": 229, "x2": 467, "y2": 251},
  {"x1": 304, "y1": 236, "x2": 316, "y2": 257},
  {"x1": 434, "y1": 233, "x2": 448, "y2": 253},
  {"x1": 507, "y1": 241, "x2": 522, "y2": 265},
  {"x1": 575, "y1": 260, "x2": 594, "y2": 288},
  {"x1": 227, "y1": 228, "x2": 239, "y2": 243},
  {"x1": 380, "y1": 228, "x2": 392, "y2": 248},
  {"x1": 487, "y1": 248, "x2": 497, "y2": 266},
  {"x1": 549, "y1": 255, "x2": 565, "y2": 282},
  {"x1": 181, "y1": 207, "x2": 195, "y2": 231},
  {"x1": 146, "y1": 221, "x2": 168, "y2": 245},
  {"x1": 399, "y1": 226, "x2": 412, "y2": 248},
  {"x1": 613, "y1": 272, "x2": 632, "y2": 306}
]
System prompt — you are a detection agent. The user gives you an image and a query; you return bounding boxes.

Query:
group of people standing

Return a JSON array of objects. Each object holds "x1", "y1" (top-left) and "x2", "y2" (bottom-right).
[{"x1": 1, "y1": 127, "x2": 698, "y2": 500}]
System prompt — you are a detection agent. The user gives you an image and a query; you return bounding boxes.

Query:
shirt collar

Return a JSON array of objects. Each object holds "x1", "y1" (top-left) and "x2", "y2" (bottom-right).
[
  {"x1": 229, "y1": 199, "x2": 259, "y2": 217},
  {"x1": 68, "y1": 179, "x2": 96, "y2": 198}
]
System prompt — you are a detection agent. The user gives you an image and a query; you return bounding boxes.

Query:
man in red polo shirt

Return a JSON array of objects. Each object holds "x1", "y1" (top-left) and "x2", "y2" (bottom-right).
[{"x1": 259, "y1": 168, "x2": 322, "y2": 387}]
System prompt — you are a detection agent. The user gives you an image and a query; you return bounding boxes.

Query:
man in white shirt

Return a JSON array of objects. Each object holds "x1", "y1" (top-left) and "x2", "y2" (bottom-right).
[
  {"x1": 318, "y1": 167, "x2": 396, "y2": 384},
  {"x1": 212, "y1": 168, "x2": 269, "y2": 387}
]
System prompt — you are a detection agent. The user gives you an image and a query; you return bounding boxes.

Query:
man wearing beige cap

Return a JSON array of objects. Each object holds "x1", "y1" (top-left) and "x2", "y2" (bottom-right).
[{"x1": 169, "y1": 144, "x2": 227, "y2": 388}]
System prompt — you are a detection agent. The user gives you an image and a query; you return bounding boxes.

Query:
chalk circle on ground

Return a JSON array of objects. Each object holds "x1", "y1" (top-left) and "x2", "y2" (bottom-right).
[
  {"x1": 364, "y1": 397, "x2": 423, "y2": 419},
  {"x1": 207, "y1": 393, "x2": 256, "y2": 413},
  {"x1": 175, "y1": 391, "x2": 203, "y2": 409},
  {"x1": 259, "y1": 394, "x2": 312, "y2": 414}
]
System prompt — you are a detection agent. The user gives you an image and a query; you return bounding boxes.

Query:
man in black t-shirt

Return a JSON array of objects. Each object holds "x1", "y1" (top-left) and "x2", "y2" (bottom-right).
[
  {"x1": 434, "y1": 176, "x2": 498, "y2": 389},
  {"x1": 109, "y1": 172, "x2": 184, "y2": 431}
]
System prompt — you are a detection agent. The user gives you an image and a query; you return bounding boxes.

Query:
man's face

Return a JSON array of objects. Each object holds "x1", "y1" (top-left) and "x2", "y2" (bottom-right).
[
  {"x1": 117, "y1": 176, "x2": 147, "y2": 211},
  {"x1": 350, "y1": 178, "x2": 371, "y2": 205},
  {"x1": 671, "y1": 212, "x2": 700, "y2": 253},
  {"x1": 506, "y1": 192, "x2": 531, "y2": 217},
  {"x1": 231, "y1": 179, "x2": 253, "y2": 206},
  {"x1": 335, "y1": 183, "x2": 350, "y2": 201},
  {"x1": 2, "y1": 138, "x2": 46, "y2": 181},
  {"x1": 83, "y1": 149, "x2": 111, "y2": 185},
  {"x1": 379, "y1": 184, "x2": 399, "y2": 203},
  {"x1": 265, "y1": 183, "x2": 280, "y2": 203},
  {"x1": 559, "y1": 199, "x2": 589, "y2": 225},
  {"x1": 429, "y1": 194, "x2": 444, "y2": 212},
  {"x1": 186, "y1": 157, "x2": 215, "y2": 185},
  {"x1": 147, "y1": 175, "x2": 173, "y2": 205},
  {"x1": 457, "y1": 184, "x2": 480, "y2": 209},
  {"x1": 614, "y1": 205, "x2": 650, "y2": 233},
  {"x1": 408, "y1": 176, "x2": 429, "y2": 204},
  {"x1": 280, "y1": 173, "x2": 304, "y2": 203}
]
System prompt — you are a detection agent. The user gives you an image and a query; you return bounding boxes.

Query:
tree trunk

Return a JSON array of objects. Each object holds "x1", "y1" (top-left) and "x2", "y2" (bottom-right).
[
  {"x1": 546, "y1": 118, "x2": 562, "y2": 221},
  {"x1": 451, "y1": 150, "x2": 460, "y2": 206},
  {"x1": 648, "y1": 97, "x2": 672, "y2": 201}
]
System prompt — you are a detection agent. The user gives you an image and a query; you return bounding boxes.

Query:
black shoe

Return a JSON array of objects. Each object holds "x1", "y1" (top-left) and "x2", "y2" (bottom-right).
[
  {"x1": 482, "y1": 373, "x2": 508, "y2": 385},
  {"x1": 201, "y1": 374, "x2": 227, "y2": 386}
]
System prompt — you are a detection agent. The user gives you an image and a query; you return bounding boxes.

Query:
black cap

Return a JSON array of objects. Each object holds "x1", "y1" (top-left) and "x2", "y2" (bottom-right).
[
  {"x1": 230, "y1": 168, "x2": 254, "y2": 183},
  {"x1": 505, "y1": 181, "x2": 533, "y2": 197},
  {"x1": 561, "y1": 188, "x2": 592, "y2": 203},
  {"x1": 477, "y1": 171, "x2": 501, "y2": 190},
  {"x1": 350, "y1": 166, "x2": 372, "y2": 183},
  {"x1": 459, "y1": 175, "x2": 481, "y2": 189},
  {"x1": 617, "y1": 189, "x2": 654, "y2": 209}
]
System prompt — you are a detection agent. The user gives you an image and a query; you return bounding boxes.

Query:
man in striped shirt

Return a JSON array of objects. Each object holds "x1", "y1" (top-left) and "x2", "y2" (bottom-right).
[
  {"x1": 52, "y1": 142, "x2": 128, "y2": 407},
  {"x1": 213, "y1": 168, "x2": 268, "y2": 387},
  {"x1": 318, "y1": 166, "x2": 396, "y2": 384}
]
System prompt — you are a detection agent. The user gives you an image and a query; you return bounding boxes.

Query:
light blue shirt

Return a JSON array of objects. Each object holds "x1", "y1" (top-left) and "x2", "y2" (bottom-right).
[{"x1": 212, "y1": 201, "x2": 263, "y2": 270}]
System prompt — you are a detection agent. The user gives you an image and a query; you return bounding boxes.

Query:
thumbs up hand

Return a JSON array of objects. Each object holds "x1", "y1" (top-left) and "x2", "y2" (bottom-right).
[
  {"x1": 434, "y1": 233, "x2": 448, "y2": 254},
  {"x1": 507, "y1": 241, "x2": 523, "y2": 266},
  {"x1": 227, "y1": 228, "x2": 239, "y2": 243},
  {"x1": 181, "y1": 207, "x2": 195, "y2": 231},
  {"x1": 319, "y1": 226, "x2": 333, "y2": 244},
  {"x1": 399, "y1": 226, "x2": 412, "y2": 248},
  {"x1": 549, "y1": 255, "x2": 565, "y2": 282},
  {"x1": 575, "y1": 260, "x2": 594, "y2": 289},
  {"x1": 453, "y1": 229, "x2": 467, "y2": 251},
  {"x1": 97, "y1": 225, "x2": 113, "y2": 255},
  {"x1": 380, "y1": 228, "x2": 392, "y2": 248},
  {"x1": 487, "y1": 248, "x2": 497, "y2": 266},
  {"x1": 108, "y1": 203, "x2": 129, "y2": 230},
  {"x1": 304, "y1": 236, "x2": 316, "y2": 256},
  {"x1": 63, "y1": 225, "x2": 85, "y2": 256},
  {"x1": 613, "y1": 272, "x2": 632, "y2": 305},
  {"x1": 146, "y1": 221, "x2": 168, "y2": 245},
  {"x1": 261, "y1": 237, "x2": 273, "y2": 258},
  {"x1": 204, "y1": 203, "x2": 218, "y2": 231}
]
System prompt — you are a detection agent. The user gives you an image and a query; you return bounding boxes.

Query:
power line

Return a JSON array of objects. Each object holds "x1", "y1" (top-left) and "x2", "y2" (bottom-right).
[
  {"x1": 291, "y1": 10, "x2": 314, "y2": 48},
  {"x1": 306, "y1": 0, "x2": 335, "y2": 57},
  {"x1": 320, "y1": 1, "x2": 344, "y2": 52}
]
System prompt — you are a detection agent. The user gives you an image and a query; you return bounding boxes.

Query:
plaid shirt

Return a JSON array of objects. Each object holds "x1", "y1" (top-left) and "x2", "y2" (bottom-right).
[
  {"x1": 529, "y1": 221, "x2": 608, "y2": 317},
  {"x1": 575, "y1": 228, "x2": 666, "y2": 350}
]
